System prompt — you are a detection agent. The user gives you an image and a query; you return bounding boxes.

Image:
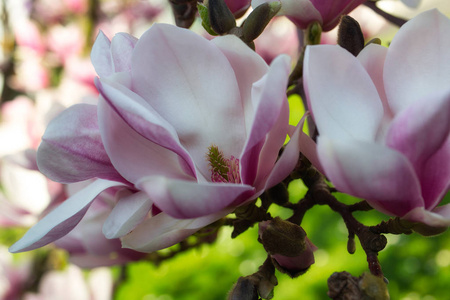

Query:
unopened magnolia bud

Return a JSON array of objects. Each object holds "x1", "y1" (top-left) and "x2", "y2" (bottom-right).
[
  {"x1": 208, "y1": 0, "x2": 236, "y2": 34},
  {"x1": 257, "y1": 275, "x2": 277, "y2": 299},
  {"x1": 259, "y1": 217, "x2": 306, "y2": 256},
  {"x1": 228, "y1": 277, "x2": 258, "y2": 300},
  {"x1": 168, "y1": 0, "x2": 197, "y2": 28},
  {"x1": 242, "y1": 2, "x2": 281, "y2": 43},
  {"x1": 359, "y1": 272, "x2": 390, "y2": 300},
  {"x1": 328, "y1": 271, "x2": 390, "y2": 300},
  {"x1": 259, "y1": 218, "x2": 316, "y2": 278},
  {"x1": 337, "y1": 15, "x2": 364, "y2": 56},
  {"x1": 305, "y1": 21, "x2": 322, "y2": 45},
  {"x1": 347, "y1": 235, "x2": 356, "y2": 254},
  {"x1": 328, "y1": 271, "x2": 362, "y2": 299}
]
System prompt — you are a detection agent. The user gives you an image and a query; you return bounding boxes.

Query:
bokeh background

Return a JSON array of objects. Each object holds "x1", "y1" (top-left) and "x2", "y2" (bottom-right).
[{"x1": 0, "y1": 0, "x2": 449, "y2": 299}]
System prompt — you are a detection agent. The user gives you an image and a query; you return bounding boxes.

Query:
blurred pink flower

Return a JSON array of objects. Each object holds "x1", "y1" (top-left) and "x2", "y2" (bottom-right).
[
  {"x1": 13, "y1": 20, "x2": 46, "y2": 54},
  {"x1": 252, "y1": 0, "x2": 366, "y2": 31},
  {"x1": 0, "y1": 246, "x2": 30, "y2": 300},
  {"x1": 23, "y1": 265, "x2": 112, "y2": 300},
  {"x1": 255, "y1": 17, "x2": 300, "y2": 64},
  {"x1": 54, "y1": 182, "x2": 146, "y2": 268},
  {"x1": 10, "y1": 23, "x2": 306, "y2": 253},
  {"x1": 46, "y1": 24, "x2": 84, "y2": 64},
  {"x1": 303, "y1": 9, "x2": 450, "y2": 227},
  {"x1": 63, "y1": 0, "x2": 88, "y2": 14},
  {"x1": 0, "y1": 97, "x2": 59, "y2": 227},
  {"x1": 13, "y1": 55, "x2": 50, "y2": 92}
]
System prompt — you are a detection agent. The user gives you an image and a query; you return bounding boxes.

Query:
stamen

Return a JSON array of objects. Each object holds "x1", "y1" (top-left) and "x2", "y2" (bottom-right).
[{"x1": 207, "y1": 145, "x2": 241, "y2": 184}]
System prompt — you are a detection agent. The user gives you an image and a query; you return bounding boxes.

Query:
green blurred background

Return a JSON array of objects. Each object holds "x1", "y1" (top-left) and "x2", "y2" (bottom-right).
[{"x1": 113, "y1": 180, "x2": 450, "y2": 300}]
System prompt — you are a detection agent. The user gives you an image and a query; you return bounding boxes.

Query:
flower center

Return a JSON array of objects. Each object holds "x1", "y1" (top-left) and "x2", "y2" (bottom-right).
[{"x1": 207, "y1": 145, "x2": 241, "y2": 184}]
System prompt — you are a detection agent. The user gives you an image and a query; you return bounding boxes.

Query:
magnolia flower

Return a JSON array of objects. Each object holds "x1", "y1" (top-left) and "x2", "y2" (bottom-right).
[
  {"x1": 53, "y1": 182, "x2": 146, "y2": 268},
  {"x1": 11, "y1": 23, "x2": 305, "y2": 253},
  {"x1": 303, "y1": 9, "x2": 450, "y2": 227},
  {"x1": 252, "y1": 0, "x2": 366, "y2": 31}
]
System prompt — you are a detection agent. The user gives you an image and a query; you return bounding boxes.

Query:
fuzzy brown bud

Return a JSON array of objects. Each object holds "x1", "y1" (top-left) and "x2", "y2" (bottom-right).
[
  {"x1": 259, "y1": 218, "x2": 316, "y2": 277},
  {"x1": 242, "y1": 2, "x2": 281, "y2": 43},
  {"x1": 337, "y1": 15, "x2": 364, "y2": 56},
  {"x1": 208, "y1": 0, "x2": 236, "y2": 34},
  {"x1": 228, "y1": 277, "x2": 258, "y2": 300}
]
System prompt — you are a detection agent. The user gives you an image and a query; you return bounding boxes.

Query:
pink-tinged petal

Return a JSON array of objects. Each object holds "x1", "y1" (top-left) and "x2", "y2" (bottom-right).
[
  {"x1": 76, "y1": 210, "x2": 120, "y2": 256},
  {"x1": 9, "y1": 179, "x2": 126, "y2": 253},
  {"x1": 121, "y1": 210, "x2": 229, "y2": 253},
  {"x1": 131, "y1": 23, "x2": 246, "y2": 177},
  {"x1": 102, "y1": 191, "x2": 152, "y2": 239},
  {"x1": 37, "y1": 104, "x2": 125, "y2": 184},
  {"x1": 296, "y1": 115, "x2": 325, "y2": 175},
  {"x1": 357, "y1": 44, "x2": 392, "y2": 120},
  {"x1": 304, "y1": 45, "x2": 383, "y2": 142},
  {"x1": 95, "y1": 77, "x2": 196, "y2": 178},
  {"x1": 384, "y1": 9, "x2": 450, "y2": 114},
  {"x1": 418, "y1": 135, "x2": 450, "y2": 210},
  {"x1": 386, "y1": 89, "x2": 450, "y2": 195},
  {"x1": 257, "y1": 111, "x2": 305, "y2": 190},
  {"x1": 263, "y1": 115, "x2": 321, "y2": 189},
  {"x1": 317, "y1": 136, "x2": 423, "y2": 217},
  {"x1": 97, "y1": 97, "x2": 195, "y2": 184},
  {"x1": 240, "y1": 55, "x2": 291, "y2": 186},
  {"x1": 402, "y1": 204, "x2": 450, "y2": 227},
  {"x1": 137, "y1": 176, "x2": 255, "y2": 219},
  {"x1": 110, "y1": 33, "x2": 137, "y2": 73},
  {"x1": 254, "y1": 99, "x2": 290, "y2": 190},
  {"x1": 91, "y1": 31, "x2": 113, "y2": 78},
  {"x1": 212, "y1": 35, "x2": 268, "y2": 133}
]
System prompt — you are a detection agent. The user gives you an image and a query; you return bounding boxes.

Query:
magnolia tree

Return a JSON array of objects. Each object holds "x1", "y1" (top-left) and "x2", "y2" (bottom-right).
[{"x1": 5, "y1": 0, "x2": 450, "y2": 299}]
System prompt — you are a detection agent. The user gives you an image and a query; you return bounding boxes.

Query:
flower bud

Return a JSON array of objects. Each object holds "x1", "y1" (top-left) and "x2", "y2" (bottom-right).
[
  {"x1": 327, "y1": 271, "x2": 390, "y2": 299},
  {"x1": 228, "y1": 277, "x2": 259, "y2": 300},
  {"x1": 257, "y1": 274, "x2": 277, "y2": 299},
  {"x1": 208, "y1": 0, "x2": 237, "y2": 34},
  {"x1": 168, "y1": 0, "x2": 198, "y2": 28},
  {"x1": 259, "y1": 217, "x2": 316, "y2": 277},
  {"x1": 242, "y1": 2, "x2": 281, "y2": 43},
  {"x1": 337, "y1": 15, "x2": 364, "y2": 56}
]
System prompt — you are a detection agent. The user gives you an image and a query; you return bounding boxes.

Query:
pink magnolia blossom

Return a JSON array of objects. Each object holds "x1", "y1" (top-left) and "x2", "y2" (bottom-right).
[
  {"x1": 252, "y1": 0, "x2": 366, "y2": 31},
  {"x1": 10, "y1": 23, "x2": 305, "y2": 253},
  {"x1": 303, "y1": 9, "x2": 450, "y2": 227},
  {"x1": 53, "y1": 181, "x2": 146, "y2": 268}
]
